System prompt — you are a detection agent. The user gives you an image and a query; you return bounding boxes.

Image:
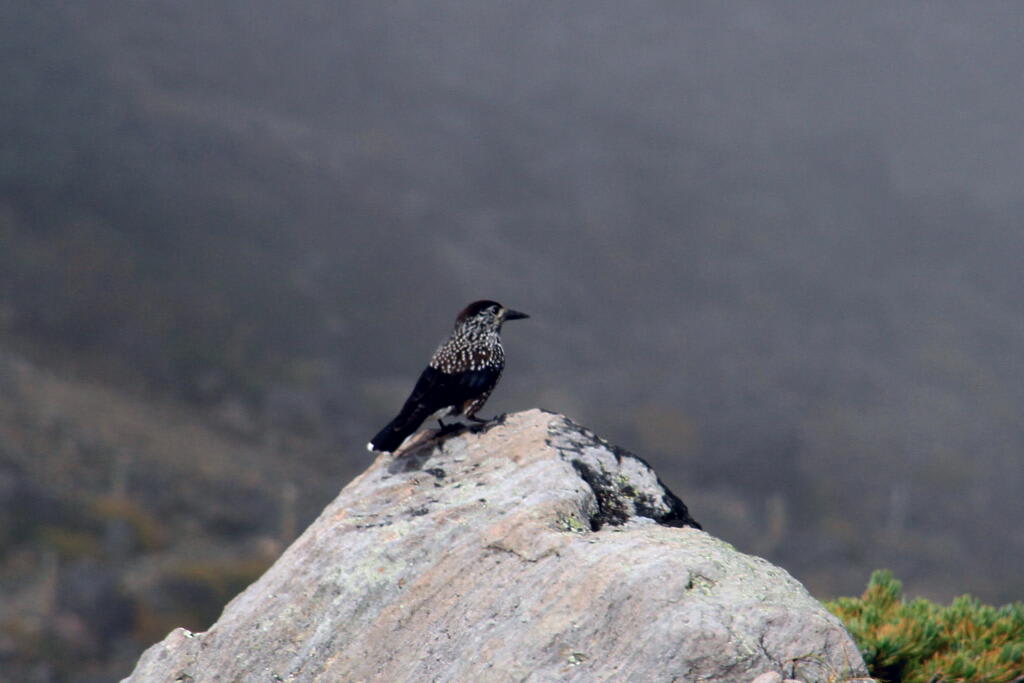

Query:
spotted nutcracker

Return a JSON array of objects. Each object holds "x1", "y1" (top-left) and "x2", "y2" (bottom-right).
[{"x1": 367, "y1": 300, "x2": 529, "y2": 453}]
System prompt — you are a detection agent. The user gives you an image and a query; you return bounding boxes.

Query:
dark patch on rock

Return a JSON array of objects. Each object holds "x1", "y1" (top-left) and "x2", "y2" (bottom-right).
[
  {"x1": 570, "y1": 459, "x2": 630, "y2": 530},
  {"x1": 630, "y1": 486, "x2": 701, "y2": 529},
  {"x1": 550, "y1": 417, "x2": 701, "y2": 530},
  {"x1": 354, "y1": 519, "x2": 394, "y2": 529},
  {"x1": 685, "y1": 574, "x2": 716, "y2": 591},
  {"x1": 407, "y1": 507, "x2": 429, "y2": 517},
  {"x1": 424, "y1": 468, "x2": 445, "y2": 479},
  {"x1": 648, "y1": 483, "x2": 701, "y2": 529}
]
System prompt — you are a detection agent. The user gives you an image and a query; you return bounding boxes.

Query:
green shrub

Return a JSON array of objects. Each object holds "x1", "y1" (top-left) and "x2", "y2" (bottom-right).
[{"x1": 826, "y1": 570, "x2": 1024, "y2": 683}]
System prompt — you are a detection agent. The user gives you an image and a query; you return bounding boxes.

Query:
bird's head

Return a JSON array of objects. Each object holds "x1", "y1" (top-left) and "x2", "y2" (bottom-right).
[{"x1": 455, "y1": 300, "x2": 529, "y2": 332}]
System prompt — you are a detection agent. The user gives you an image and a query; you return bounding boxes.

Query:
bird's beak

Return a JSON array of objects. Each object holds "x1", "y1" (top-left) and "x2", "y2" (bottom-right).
[{"x1": 504, "y1": 309, "x2": 529, "y2": 321}]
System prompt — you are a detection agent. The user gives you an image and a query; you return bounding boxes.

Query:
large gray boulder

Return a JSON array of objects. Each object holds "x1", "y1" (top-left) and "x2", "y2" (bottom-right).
[{"x1": 124, "y1": 409, "x2": 868, "y2": 682}]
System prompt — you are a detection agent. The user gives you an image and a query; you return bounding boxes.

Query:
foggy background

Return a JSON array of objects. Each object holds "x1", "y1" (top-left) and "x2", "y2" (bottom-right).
[{"x1": 2, "y1": 1, "x2": 1024, "y2": 680}]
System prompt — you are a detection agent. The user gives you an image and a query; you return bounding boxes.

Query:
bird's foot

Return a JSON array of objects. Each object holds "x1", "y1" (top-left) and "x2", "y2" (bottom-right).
[
  {"x1": 465, "y1": 413, "x2": 508, "y2": 434},
  {"x1": 468, "y1": 412, "x2": 507, "y2": 425}
]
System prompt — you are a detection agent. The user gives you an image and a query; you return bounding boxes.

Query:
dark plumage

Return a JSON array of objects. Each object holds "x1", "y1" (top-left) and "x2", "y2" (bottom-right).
[{"x1": 367, "y1": 300, "x2": 529, "y2": 453}]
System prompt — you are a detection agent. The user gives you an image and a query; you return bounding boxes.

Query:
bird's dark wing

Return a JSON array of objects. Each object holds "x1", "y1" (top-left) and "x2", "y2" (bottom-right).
[
  {"x1": 400, "y1": 365, "x2": 503, "y2": 420},
  {"x1": 448, "y1": 366, "x2": 502, "y2": 405},
  {"x1": 368, "y1": 365, "x2": 501, "y2": 452}
]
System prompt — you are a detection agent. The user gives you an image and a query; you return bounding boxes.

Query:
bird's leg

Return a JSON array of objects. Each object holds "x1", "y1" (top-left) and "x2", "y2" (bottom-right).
[
  {"x1": 435, "y1": 419, "x2": 461, "y2": 437},
  {"x1": 467, "y1": 415, "x2": 489, "y2": 423}
]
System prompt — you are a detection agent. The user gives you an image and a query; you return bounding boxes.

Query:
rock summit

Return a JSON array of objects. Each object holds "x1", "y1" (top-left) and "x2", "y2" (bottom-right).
[{"x1": 125, "y1": 409, "x2": 867, "y2": 682}]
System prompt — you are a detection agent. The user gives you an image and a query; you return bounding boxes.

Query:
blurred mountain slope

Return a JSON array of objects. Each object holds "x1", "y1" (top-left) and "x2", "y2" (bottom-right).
[
  {"x1": 2, "y1": 4, "x2": 1024, "y2": 680},
  {"x1": 0, "y1": 348, "x2": 343, "y2": 682}
]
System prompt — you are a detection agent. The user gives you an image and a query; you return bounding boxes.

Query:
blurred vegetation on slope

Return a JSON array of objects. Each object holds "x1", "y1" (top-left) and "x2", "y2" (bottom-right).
[
  {"x1": 827, "y1": 571, "x2": 1024, "y2": 683},
  {"x1": 0, "y1": 351, "x2": 336, "y2": 681}
]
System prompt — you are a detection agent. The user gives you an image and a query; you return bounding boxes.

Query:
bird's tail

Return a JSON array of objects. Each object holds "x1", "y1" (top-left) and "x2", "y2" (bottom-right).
[{"x1": 367, "y1": 405, "x2": 432, "y2": 453}]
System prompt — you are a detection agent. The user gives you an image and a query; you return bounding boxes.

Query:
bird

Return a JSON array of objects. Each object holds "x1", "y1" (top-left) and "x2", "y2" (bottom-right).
[{"x1": 367, "y1": 300, "x2": 529, "y2": 453}]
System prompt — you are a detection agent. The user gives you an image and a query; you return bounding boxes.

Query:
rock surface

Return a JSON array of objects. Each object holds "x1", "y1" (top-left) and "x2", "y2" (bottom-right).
[{"x1": 124, "y1": 409, "x2": 868, "y2": 682}]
